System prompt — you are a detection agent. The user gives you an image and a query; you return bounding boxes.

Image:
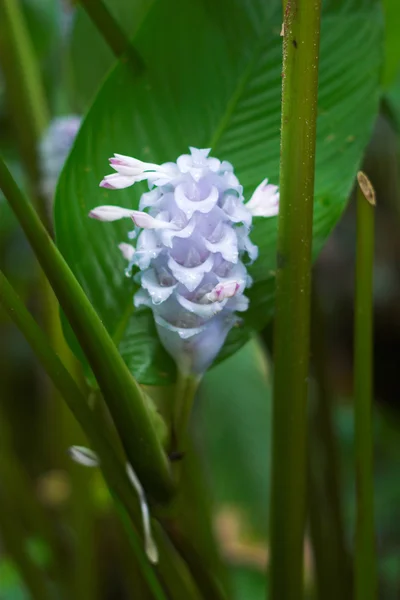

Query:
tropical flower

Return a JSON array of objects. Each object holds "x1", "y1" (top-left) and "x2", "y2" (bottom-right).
[{"x1": 90, "y1": 147, "x2": 279, "y2": 375}]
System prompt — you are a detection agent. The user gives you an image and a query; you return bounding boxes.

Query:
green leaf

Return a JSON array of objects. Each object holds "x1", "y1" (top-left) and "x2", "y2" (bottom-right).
[
  {"x1": 21, "y1": 0, "x2": 61, "y2": 61},
  {"x1": 68, "y1": 0, "x2": 153, "y2": 110},
  {"x1": 197, "y1": 337, "x2": 272, "y2": 537},
  {"x1": 55, "y1": 0, "x2": 383, "y2": 385},
  {"x1": 198, "y1": 339, "x2": 271, "y2": 597}
]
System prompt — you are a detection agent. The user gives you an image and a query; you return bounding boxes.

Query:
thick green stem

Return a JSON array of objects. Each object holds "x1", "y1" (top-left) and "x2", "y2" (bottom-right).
[
  {"x1": 79, "y1": 0, "x2": 143, "y2": 71},
  {"x1": 308, "y1": 288, "x2": 352, "y2": 600},
  {"x1": 0, "y1": 159, "x2": 173, "y2": 503},
  {"x1": 354, "y1": 172, "x2": 377, "y2": 600},
  {"x1": 269, "y1": 1, "x2": 322, "y2": 598},
  {"x1": 0, "y1": 0, "x2": 50, "y2": 229},
  {"x1": 0, "y1": 270, "x2": 202, "y2": 600},
  {"x1": 160, "y1": 437, "x2": 228, "y2": 600}
]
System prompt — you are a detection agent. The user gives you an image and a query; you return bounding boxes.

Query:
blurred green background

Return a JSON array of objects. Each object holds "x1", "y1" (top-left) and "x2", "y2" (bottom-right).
[{"x1": 1, "y1": 0, "x2": 400, "y2": 599}]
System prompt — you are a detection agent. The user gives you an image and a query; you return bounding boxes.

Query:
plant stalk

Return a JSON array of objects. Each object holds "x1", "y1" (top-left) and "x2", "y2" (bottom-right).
[
  {"x1": 172, "y1": 371, "x2": 200, "y2": 454},
  {"x1": 0, "y1": 159, "x2": 173, "y2": 503},
  {"x1": 79, "y1": 0, "x2": 144, "y2": 71},
  {"x1": 354, "y1": 171, "x2": 377, "y2": 600},
  {"x1": 0, "y1": 270, "x2": 203, "y2": 600},
  {"x1": 269, "y1": 0, "x2": 322, "y2": 598},
  {"x1": 0, "y1": 0, "x2": 51, "y2": 229},
  {"x1": 308, "y1": 287, "x2": 352, "y2": 600}
]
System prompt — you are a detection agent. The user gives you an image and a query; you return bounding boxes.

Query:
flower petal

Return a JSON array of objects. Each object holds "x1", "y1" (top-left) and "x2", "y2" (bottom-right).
[
  {"x1": 215, "y1": 261, "x2": 249, "y2": 292},
  {"x1": 139, "y1": 189, "x2": 162, "y2": 211},
  {"x1": 155, "y1": 312, "x2": 236, "y2": 375},
  {"x1": 204, "y1": 225, "x2": 239, "y2": 263},
  {"x1": 237, "y1": 227, "x2": 259, "y2": 261},
  {"x1": 230, "y1": 294, "x2": 250, "y2": 312},
  {"x1": 118, "y1": 242, "x2": 135, "y2": 261},
  {"x1": 160, "y1": 216, "x2": 197, "y2": 248},
  {"x1": 134, "y1": 230, "x2": 162, "y2": 269},
  {"x1": 100, "y1": 173, "x2": 137, "y2": 189},
  {"x1": 132, "y1": 211, "x2": 178, "y2": 230},
  {"x1": 168, "y1": 254, "x2": 214, "y2": 292},
  {"x1": 141, "y1": 269, "x2": 177, "y2": 304},
  {"x1": 205, "y1": 280, "x2": 240, "y2": 303},
  {"x1": 246, "y1": 178, "x2": 279, "y2": 217},
  {"x1": 155, "y1": 314, "x2": 205, "y2": 339},
  {"x1": 222, "y1": 193, "x2": 252, "y2": 227},
  {"x1": 177, "y1": 294, "x2": 227, "y2": 318},
  {"x1": 174, "y1": 184, "x2": 219, "y2": 219},
  {"x1": 133, "y1": 288, "x2": 152, "y2": 309},
  {"x1": 89, "y1": 205, "x2": 135, "y2": 221}
]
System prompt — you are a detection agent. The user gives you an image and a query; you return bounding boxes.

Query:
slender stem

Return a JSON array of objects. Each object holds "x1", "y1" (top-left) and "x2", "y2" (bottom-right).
[
  {"x1": 0, "y1": 159, "x2": 173, "y2": 503},
  {"x1": 41, "y1": 282, "x2": 97, "y2": 600},
  {"x1": 79, "y1": 0, "x2": 144, "y2": 71},
  {"x1": 0, "y1": 271, "x2": 202, "y2": 600},
  {"x1": 0, "y1": 0, "x2": 51, "y2": 229},
  {"x1": 308, "y1": 288, "x2": 352, "y2": 600},
  {"x1": 153, "y1": 522, "x2": 203, "y2": 600},
  {"x1": 160, "y1": 436, "x2": 228, "y2": 600},
  {"x1": 269, "y1": 1, "x2": 322, "y2": 598},
  {"x1": 354, "y1": 171, "x2": 377, "y2": 600},
  {"x1": 172, "y1": 370, "x2": 200, "y2": 454}
]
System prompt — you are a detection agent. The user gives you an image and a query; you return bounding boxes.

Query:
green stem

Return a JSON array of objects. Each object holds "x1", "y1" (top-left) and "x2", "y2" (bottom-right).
[
  {"x1": 173, "y1": 371, "x2": 200, "y2": 454},
  {"x1": 354, "y1": 171, "x2": 377, "y2": 600},
  {"x1": 39, "y1": 277, "x2": 96, "y2": 600},
  {"x1": 153, "y1": 523, "x2": 203, "y2": 600},
  {"x1": 79, "y1": 0, "x2": 143, "y2": 71},
  {"x1": 308, "y1": 288, "x2": 352, "y2": 600},
  {"x1": 0, "y1": 159, "x2": 173, "y2": 503},
  {"x1": 269, "y1": 1, "x2": 322, "y2": 598},
  {"x1": 0, "y1": 0, "x2": 50, "y2": 229},
  {"x1": 0, "y1": 271, "x2": 201, "y2": 600},
  {"x1": 160, "y1": 437, "x2": 228, "y2": 600}
]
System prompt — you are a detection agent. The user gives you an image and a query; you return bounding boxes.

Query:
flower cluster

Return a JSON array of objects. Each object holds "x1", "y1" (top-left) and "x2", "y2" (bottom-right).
[{"x1": 90, "y1": 148, "x2": 278, "y2": 375}]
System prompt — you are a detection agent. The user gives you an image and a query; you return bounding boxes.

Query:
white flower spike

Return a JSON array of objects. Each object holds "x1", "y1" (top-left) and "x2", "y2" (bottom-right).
[{"x1": 90, "y1": 147, "x2": 279, "y2": 374}]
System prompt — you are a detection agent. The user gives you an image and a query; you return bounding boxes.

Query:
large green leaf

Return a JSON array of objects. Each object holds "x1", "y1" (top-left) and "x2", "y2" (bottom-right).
[
  {"x1": 55, "y1": 0, "x2": 383, "y2": 384},
  {"x1": 68, "y1": 0, "x2": 154, "y2": 110}
]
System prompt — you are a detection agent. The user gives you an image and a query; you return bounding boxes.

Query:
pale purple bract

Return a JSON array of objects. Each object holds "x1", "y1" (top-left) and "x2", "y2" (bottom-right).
[{"x1": 90, "y1": 147, "x2": 279, "y2": 375}]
